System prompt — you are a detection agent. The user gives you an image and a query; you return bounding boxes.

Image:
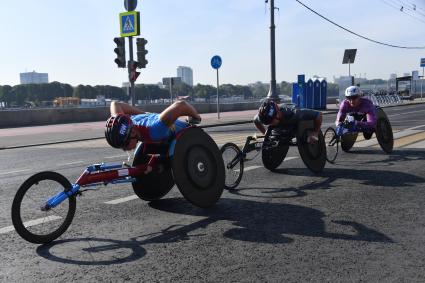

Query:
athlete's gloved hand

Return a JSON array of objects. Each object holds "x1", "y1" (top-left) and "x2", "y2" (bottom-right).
[{"x1": 346, "y1": 115, "x2": 355, "y2": 124}]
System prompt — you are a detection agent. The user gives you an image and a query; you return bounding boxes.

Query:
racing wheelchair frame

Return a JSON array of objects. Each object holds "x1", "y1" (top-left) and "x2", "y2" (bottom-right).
[
  {"x1": 221, "y1": 120, "x2": 326, "y2": 190},
  {"x1": 324, "y1": 107, "x2": 394, "y2": 164},
  {"x1": 11, "y1": 126, "x2": 225, "y2": 244}
]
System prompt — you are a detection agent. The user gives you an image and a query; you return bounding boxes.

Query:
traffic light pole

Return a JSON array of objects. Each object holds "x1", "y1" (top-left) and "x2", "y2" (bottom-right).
[{"x1": 128, "y1": 36, "x2": 136, "y2": 106}]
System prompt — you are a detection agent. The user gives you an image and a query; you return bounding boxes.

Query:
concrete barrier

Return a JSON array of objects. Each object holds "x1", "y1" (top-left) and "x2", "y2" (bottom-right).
[
  {"x1": 0, "y1": 99, "x2": 343, "y2": 128},
  {"x1": 0, "y1": 101, "x2": 262, "y2": 128}
]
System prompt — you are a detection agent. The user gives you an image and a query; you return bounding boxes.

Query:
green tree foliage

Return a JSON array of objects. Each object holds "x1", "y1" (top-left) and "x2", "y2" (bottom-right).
[{"x1": 193, "y1": 84, "x2": 216, "y2": 100}]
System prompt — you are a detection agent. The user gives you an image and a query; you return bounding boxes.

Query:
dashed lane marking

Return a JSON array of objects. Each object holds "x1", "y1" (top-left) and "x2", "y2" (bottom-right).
[
  {"x1": 0, "y1": 169, "x2": 30, "y2": 176},
  {"x1": 104, "y1": 195, "x2": 139, "y2": 205},
  {"x1": 0, "y1": 215, "x2": 62, "y2": 235}
]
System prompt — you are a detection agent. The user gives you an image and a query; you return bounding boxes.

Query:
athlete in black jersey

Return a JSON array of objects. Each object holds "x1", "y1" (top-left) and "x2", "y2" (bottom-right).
[{"x1": 254, "y1": 100, "x2": 323, "y2": 143}]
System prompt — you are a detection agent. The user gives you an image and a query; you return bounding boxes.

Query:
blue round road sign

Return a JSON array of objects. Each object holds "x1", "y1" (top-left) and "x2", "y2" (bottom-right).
[{"x1": 211, "y1": 55, "x2": 222, "y2": 69}]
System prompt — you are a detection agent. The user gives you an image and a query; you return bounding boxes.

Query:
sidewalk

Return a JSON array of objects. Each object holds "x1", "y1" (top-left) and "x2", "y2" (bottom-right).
[{"x1": 0, "y1": 100, "x2": 424, "y2": 149}]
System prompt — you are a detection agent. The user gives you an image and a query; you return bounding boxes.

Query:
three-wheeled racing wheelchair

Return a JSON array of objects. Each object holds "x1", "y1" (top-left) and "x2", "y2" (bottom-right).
[
  {"x1": 11, "y1": 125, "x2": 225, "y2": 244},
  {"x1": 221, "y1": 120, "x2": 327, "y2": 190},
  {"x1": 324, "y1": 106, "x2": 394, "y2": 163}
]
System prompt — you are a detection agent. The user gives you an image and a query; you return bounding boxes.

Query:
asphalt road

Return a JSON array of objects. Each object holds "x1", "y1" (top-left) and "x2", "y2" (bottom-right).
[{"x1": 0, "y1": 103, "x2": 425, "y2": 282}]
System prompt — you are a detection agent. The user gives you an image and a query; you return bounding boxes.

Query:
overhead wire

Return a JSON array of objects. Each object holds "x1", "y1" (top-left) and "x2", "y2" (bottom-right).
[
  {"x1": 383, "y1": 0, "x2": 425, "y2": 21},
  {"x1": 294, "y1": 0, "x2": 425, "y2": 49}
]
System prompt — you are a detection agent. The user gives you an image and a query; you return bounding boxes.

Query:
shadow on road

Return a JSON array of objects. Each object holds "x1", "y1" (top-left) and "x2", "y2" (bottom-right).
[
  {"x1": 281, "y1": 166, "x2": 424, "y2": 188},
  {"x1": 36, "y1": 197, "x2": 393, "y2": 265},
  {"x1": 351, "y1": 148, "x2": 425, "y2": 166},
  {"x1": 228, "y1": 176, "x2": 336, "y2": 199}
]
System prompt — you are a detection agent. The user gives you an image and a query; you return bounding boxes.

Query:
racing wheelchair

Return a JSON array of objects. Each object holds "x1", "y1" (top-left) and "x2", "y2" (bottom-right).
[
  {"x1": 11, "y1": 125, "x2": 225, "y2": 244},
  {"x1": 221, "y1": 120, "x2": 326, "y2": 190},
  {"x1": 324, "y1": 107, "x2": 394, "y2": 163}
]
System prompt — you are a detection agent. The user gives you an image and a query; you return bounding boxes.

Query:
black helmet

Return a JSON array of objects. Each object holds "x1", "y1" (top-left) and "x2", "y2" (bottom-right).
[
  {"x1": 105, "y1": 114, "x2": 134, "y2": 148},
  {"x1": 258, "y1": 100, "x2": 278, "y2": 125}
]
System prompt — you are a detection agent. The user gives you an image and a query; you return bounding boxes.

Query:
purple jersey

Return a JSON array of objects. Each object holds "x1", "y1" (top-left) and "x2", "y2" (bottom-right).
[{"x1": 336, "y1": 97, "x2": 376, "y2": 129}]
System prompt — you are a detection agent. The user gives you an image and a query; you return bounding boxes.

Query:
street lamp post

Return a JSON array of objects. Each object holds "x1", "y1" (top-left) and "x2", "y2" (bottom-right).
[{"x1": 266, "y1": 0, "x2": 279, "y2": 101}]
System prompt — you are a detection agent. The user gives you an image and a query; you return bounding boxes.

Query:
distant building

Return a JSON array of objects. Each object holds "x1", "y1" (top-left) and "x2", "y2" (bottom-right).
[
  {"x1": 20, "y1": 71, "x2": 48, "y2": 84},
  {"x1": 177, "y1": 66, "x2": 193, "y2": 87},
  {"x1": 334, "y1": 76, "x2": 354, "y2": 101}
]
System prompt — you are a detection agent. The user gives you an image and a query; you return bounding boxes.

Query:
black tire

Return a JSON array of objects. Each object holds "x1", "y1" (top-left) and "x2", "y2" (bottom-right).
[
  {"x1": 261, "y1": 129, "x2": 289, "y2": 171},
  {"x1": 324, "y1": 127, "x2": 339, "y2": 164},
  {"x1": 11, "y1": 171, "x2": 76, "y2": 244},
  {"x1": 341, "y1": 132, "x2": 358, "y2": 152},
  {"x1": 376, "y1": 118, "x2": 394, "y2": 154},
  {"x1": 132, "y1": 147, "x2": 174, "y2": 201},
  {"x1": 297, "y1": 129, "x2": 326, "y2": 173},
  {"x1": 172, "y1": 127, "x2": 224, "y2": 208},
  {"x1": 220, "y1": 143, "x2": 244, "y2": 190}
]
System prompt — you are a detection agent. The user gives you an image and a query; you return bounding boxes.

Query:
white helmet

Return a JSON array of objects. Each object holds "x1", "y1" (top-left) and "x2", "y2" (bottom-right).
[{"x1": 345, "y1": 86, "x2": 361, "y2": 97}]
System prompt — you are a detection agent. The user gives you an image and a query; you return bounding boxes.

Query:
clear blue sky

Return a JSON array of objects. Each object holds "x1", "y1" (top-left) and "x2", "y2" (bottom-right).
[{"x1": 0, "y1": 0, "x2": 424, "y2": 87}]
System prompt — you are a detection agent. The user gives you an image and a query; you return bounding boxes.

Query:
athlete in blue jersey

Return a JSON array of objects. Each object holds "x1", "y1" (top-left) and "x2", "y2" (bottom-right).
[{"x1": 105, "y1": 100, "x2": 201, "y2": 150}]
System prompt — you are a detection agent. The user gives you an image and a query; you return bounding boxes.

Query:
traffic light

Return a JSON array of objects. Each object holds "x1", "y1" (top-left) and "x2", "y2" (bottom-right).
[
  {"x1": 114, "y1": 37, "x2": 126, "y2": 68},
  {"x1": 136, "y1": 38, "x2": 148, "y2": 68},
  {"x1": 129, "y1": 61, "x2": 140, "y2": 82}
]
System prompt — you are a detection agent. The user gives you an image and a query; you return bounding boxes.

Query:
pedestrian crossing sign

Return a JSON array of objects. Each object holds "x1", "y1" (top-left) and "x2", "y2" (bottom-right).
[{"x1": 119, "y1": 11, "x2": 140, "y2": 37}]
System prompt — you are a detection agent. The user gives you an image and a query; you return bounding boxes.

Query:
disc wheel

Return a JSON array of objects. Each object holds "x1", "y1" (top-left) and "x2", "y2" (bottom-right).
[
  {"x1": 220, "y1": 143, "x2": 244, "y2": 190},
  {"x1": 172, "y1": 127, "x2": 224, "y2": 208},
  {"x1": 11, "y1": 171, "x2": 76, "y2": 244},
  {"x1": 261, "y1": 129, "x2": 289, "y2": 171},
  {"x1": 132, "y1": 151, "x2": 174, "y2": 201},
  {"x1": 376, "y1": 118, "x2": 394, "y2": 154},
  {"x1": 341, "y1": 132, "x2": 358, "y2": 152},
  {"x1": 297, "y1": 129, "x2": 326, "y2": 173},
  {"x1": 324, "y1": 127, "x2": 339, "y2": 164}
]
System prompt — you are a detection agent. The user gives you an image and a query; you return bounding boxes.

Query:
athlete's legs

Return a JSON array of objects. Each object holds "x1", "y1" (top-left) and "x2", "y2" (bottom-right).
[{"x1": 159, "y1": 100, "x2": 201, "y2": 127}]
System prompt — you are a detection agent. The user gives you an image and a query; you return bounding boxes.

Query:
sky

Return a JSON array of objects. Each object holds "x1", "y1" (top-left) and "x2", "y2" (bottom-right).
[{"x1": 0, "y1": 0, "x2": 424, "y2": 87}]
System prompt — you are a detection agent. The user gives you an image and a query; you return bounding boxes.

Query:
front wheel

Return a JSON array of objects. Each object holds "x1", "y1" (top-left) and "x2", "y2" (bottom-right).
[
  {"x1": 221, "y1": 143, "x2": 244, "y2": 190},
  {"x1": 11, "y1": 171, "x2": 76, "y2": 244},
  {"x1": 324, "y1": 127, "x2": 339, "y2": 163}
]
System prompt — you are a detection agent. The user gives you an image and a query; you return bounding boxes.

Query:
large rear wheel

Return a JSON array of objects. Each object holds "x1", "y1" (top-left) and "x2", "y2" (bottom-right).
[
  {"x1": 132, "y1": 146, "x2": 174, "y2": 201},
  {"x1": 376, "y1": 118, "x2": 394, "y2": 154},
  {"x1": 297, "y1": 129, "x2": 326, "y2": 173},
  {"x1": 261, "y1": 128, "x2": 289, "y2": 171},
  {"x1": 341, "y1": 132, "x2": 358, "y2": 152}
]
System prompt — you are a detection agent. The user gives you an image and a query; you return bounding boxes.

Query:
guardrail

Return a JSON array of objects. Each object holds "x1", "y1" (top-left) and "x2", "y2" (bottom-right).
[{"x1": 365, "y1": 94, "x2": 403, "y2": 106}]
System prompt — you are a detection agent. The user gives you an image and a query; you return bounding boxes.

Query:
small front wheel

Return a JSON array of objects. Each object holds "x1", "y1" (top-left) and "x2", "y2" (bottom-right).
[
  {"x1": 11, "y1": 171, "x2": 76, "y2": 244},
  {"x1": 324, "y1": 127, "x2": 339, "y2": 163},
  {"x1": 221, "y1": 143, "x2": 244, "y2": 190}
]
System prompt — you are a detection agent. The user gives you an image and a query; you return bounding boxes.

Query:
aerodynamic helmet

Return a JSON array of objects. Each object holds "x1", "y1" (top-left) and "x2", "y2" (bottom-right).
[
  {"x1": 345, "y1": 86, "x2": 361, "y2": 98},
  {"x1": 105, "y1": 114, "x2": 134, "y2": 149},
  {"x1": 258, "y1": 100, "x2": 278, "y2": 125}
]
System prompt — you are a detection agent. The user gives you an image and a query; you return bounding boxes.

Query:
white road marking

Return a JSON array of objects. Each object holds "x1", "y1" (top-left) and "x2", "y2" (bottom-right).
[
  {"x1": 354, "y1": 129, "x2": 423, "y2": 148},
  {"x1": 388, "y1": 110, "x2": 425, "y2": 117},
  {"x1": 57, "y1": 161, "x2": 84, "y2": 166},
  {"x1": 104, "y1": 195, "x2": 139, "y2": 205},
  {"x1": 0, "y1": 169, "x2": 30, "y2": 176},
  {"x1": 0, "y1": 215, "x2": 62, "y2": 235},
  {"x1": 241, "y1": 166, "x2": 262, "y2": 172},
  {"x1": 104, "y1": 155, "x2": 127, "y2": 160},
  {"x1": 403, "y1": 140, "x2": 425, "y2": 149}
]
